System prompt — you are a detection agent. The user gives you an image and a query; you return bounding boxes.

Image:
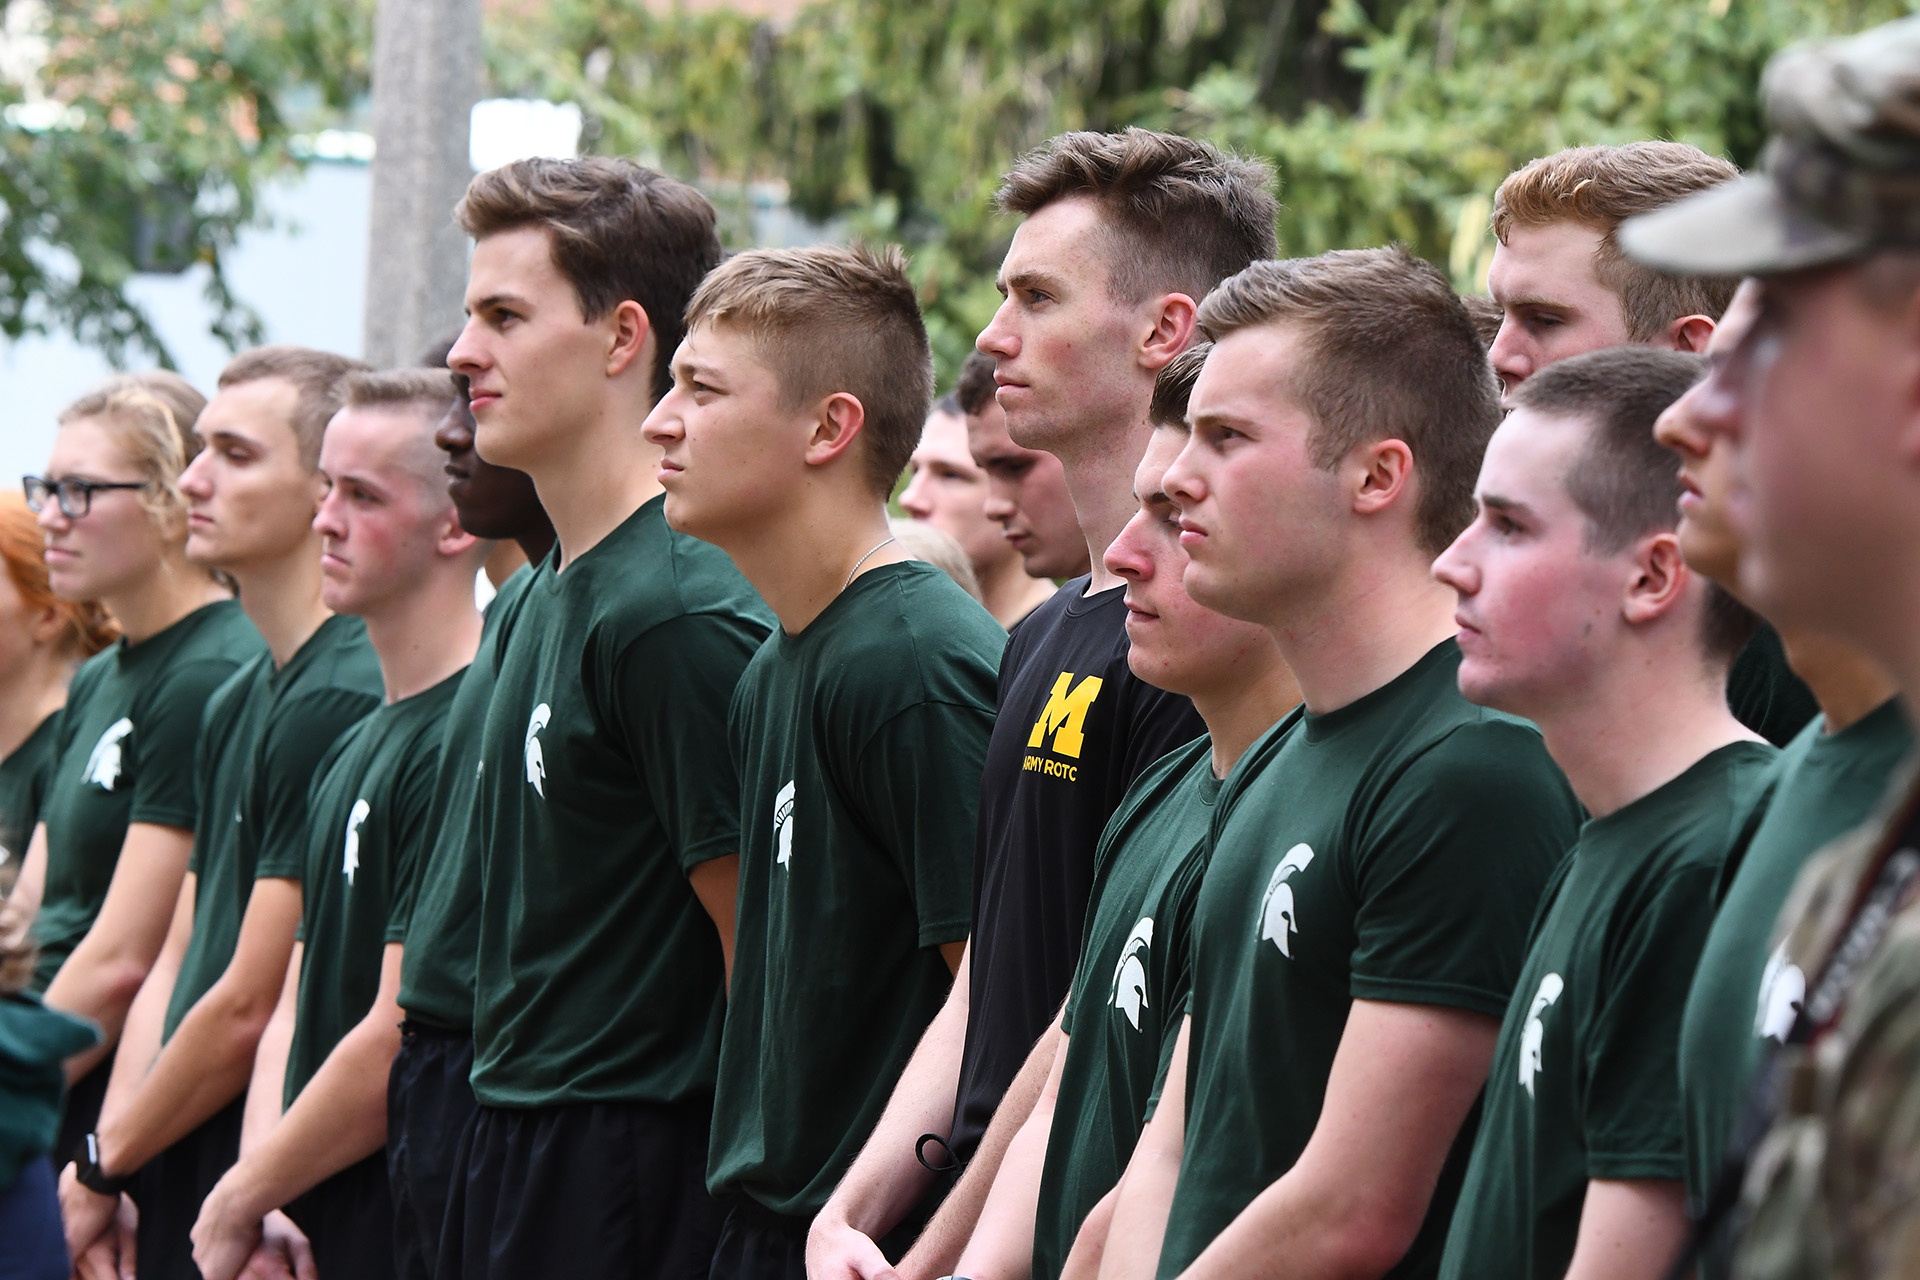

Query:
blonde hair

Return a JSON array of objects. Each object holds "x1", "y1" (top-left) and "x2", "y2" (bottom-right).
[
  {"x1": 57, "y1": 371, "x2": 208, "y2": 538},
  {"x1": 686, "y1": 244, "x2": 934, "y2": 497}
]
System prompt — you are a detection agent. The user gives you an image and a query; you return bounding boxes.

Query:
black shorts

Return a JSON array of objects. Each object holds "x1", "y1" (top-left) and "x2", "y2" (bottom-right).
[
  {"x1": 707, "y1": 1187, "x2": 942, "y2": 1280},
  {"x1": 439, "y1": 1097, "x2": 723, "y2": 1280},
  {"x1": 388, "y1": 1023, "x2": 478, "y2": 1280},
  {"x1": 54, "y1": 1054, "x2": 112, "y2": 1171},
  {"x1": 284, "y1": 1150, "x2": 395, "y2": 1280},
  {"x1": 129, "y1": 1096, "x2": 245, "y2": 1280}
]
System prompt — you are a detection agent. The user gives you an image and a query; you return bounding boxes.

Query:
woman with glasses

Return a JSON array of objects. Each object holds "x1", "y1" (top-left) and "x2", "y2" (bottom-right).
[
  {"x1": 0, "y1": 494, "x2": 117, "y2": 898},
  {"x1": 8, "y1": 372, "x2": 265, "y2": 1170}
]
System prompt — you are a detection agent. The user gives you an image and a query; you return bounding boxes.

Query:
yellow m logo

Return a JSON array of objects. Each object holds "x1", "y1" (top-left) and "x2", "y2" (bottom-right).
[{"x1": 1028, "y1": 672, "x2": 1104, "y2": 759}]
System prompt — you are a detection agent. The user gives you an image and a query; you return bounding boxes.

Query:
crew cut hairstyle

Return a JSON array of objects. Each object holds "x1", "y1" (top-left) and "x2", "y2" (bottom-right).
[
  {"x1": 456, "y1": 157, "x2": 723, "y2": 403},
  {"x1": 218, "y1": 346, "x2": 369, "y2": 472},
  {"x1": 1197, "y1": 247, "x2": 1502, "y2": 555},
  {"x1": 955, "y1": 350, "x2": 999, "y2": 416},
  {"x1": 1510, "y1": 346, "x2": 1757, "y2": 661},
  {"x1": 1149, "y1": 342, "x2": 1211, "y2": 430},
  {"x1": 684, "y1": 243, "x2": 934, "y2": 497},
  {"x1": 343, "y1": 367, "x2": 460, "y2": 415},
  {"x1": 1492, "y1": 142, "x2": 1740, "y2": 341},
  {"x1": 997, "y1": 128, "x2": 1278, "y2": 304}
]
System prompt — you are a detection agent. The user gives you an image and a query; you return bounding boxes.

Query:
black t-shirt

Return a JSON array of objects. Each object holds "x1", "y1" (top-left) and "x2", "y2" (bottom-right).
[{"x1": 951, "y1": 578, "x2": 1205, "y2": 1159}]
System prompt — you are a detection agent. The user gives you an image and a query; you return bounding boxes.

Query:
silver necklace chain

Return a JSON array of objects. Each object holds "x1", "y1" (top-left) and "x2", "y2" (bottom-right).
[{"x1": 842, "y1": 535, "x2": 897, "y2": 590}]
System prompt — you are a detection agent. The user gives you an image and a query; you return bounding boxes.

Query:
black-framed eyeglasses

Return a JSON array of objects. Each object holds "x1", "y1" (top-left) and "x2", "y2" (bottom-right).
[{"x1": 22, "y1": 475, "x2": 150, "y2": 519}]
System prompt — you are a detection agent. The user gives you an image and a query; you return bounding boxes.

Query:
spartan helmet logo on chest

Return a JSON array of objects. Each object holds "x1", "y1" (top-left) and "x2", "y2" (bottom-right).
[
  {"x1": 1257, "y1": 843, "x2": 1316, "y2": 958},
  {"x1": 1519, "y1": 972, "x2": 1565, "y2": 1098},
  {"x1": 83, "y1": 718, "x2": 134, "y2": 791},
  {"x1": 1109, "y1": 917, "x2": 1154, "y2": 1030},
  {"x1": 524, "y1": 703, "x2": 552, "y2": 797}
]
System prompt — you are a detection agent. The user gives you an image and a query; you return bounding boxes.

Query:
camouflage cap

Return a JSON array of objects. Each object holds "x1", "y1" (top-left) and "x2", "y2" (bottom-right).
[{"x1": 1620, "y1": 15, "x2": 1920, "y2": 276}]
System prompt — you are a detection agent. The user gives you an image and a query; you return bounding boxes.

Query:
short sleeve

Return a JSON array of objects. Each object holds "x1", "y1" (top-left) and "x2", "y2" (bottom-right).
[
  {"x1": 127, "y1": 658, "x2": 243, "y2": 830},
  {"x1": 1584, "y1": 862, "x2": 1720, "y2": 1178},
  {"x1": 252, "y1": 690, "x2": 380, "y2": 880},
  {"x1": 612, "y1": 611, "x2": 765, "y2": 873},
  {"x1": 852, "y1": 699, "x2": 994, "y2": 946},
  {"x1": 384, "y1": 735, "x2": 444, "y2": 942},
  {"x1": 1349, "y1": 720, "x2": 1579, "y2": 1017},
  {"x1": 1114, "y1": 682, "x2": 1206, "y2": 795}
]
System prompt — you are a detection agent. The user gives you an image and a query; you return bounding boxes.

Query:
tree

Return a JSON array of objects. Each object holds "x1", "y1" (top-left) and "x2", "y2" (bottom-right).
[
  {"x1": 492, "y1": 0, "x2": 1915, "y2": 387},
  {"x1": 0, "y1": 0, "x2": 370, "y2": 367}
]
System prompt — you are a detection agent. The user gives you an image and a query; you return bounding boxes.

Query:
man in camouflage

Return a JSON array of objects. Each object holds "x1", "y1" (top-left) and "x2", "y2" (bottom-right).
[{"x1": 1623, "y1": 16, "x2": 1920, "y2": 1279}]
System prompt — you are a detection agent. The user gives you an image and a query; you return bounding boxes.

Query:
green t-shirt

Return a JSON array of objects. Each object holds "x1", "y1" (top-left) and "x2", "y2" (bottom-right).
[
  {"x1": 1034, "y1": 735, "x2": 1217, "y2": 1280},
  {"x1": 707, "y1": 562, "x2": 999, "y2": 1217},
  {"x1": 284, "y1": 670, "x2": 461, "y2": 1106},
  {"x1": 471, "y1": 498, "x2": 774, "y2": 1108},
  {"x1": 32, "y1": 600, "x2": 263, "y2": 991},
  {"x1": 1160, "y1": 640, "x2": 1580, "y2": 1280},
  {"x1": 1678, "y1": 701, "x2": 1912, "y2": 1228},
  {"x1": 398, "y1": 566, "x2": 539, "y2": 1032},
  {"x1": 163, "y1": 615, "x2": 384, "y2": 1039},
  {"x1": 0, "y1": 712, "x2": 60, "y2": 896},
  {"x1": 1439, "y1": 741, "x2": 1779, "y2": 1280},
  {"x1": 0, "y1": 990, "x2": 97, "y2": 1187}
]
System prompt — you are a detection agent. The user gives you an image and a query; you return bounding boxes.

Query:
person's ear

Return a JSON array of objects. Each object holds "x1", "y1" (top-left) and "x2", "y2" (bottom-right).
[
  {"x1": 1664, "y1": 314, "x2": 1715, "y2": 354},
  {"x1": 27, "y1": 604, "x2": 64, "y2": 649},
  {"x1": 1622, "y1": 531, "x2": 1690, "y2": 625},
  {"x1": 804, "y1": 392, "x2": 868, "y2": 470},
  {"x1": 605, "y1": 300, "x2": 655, "y2": 379},
  {"x1": 1349, "y1": 437, "x2": 1415, "y2": 519},
  {"x1": 437, "y1": 506, "x2": 481, "y2": 559},
  {"x1": 1141, "y1": 294, "x2": 1199, "y2": 374}
]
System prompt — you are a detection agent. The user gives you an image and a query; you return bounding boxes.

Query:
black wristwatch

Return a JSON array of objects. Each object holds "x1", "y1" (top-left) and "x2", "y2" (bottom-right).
[{"x1": 73, "y1": 1132, "x2": 131, "y2": 1196}]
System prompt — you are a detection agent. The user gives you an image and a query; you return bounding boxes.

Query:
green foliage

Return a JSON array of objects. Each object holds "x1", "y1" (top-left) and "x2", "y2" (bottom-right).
[
  {"x1": 0, "y1": 0, "x2": 371, "y2": 366},
  {"x1": 494, "y1": 0, "x2": 1918, "y2": 389}
]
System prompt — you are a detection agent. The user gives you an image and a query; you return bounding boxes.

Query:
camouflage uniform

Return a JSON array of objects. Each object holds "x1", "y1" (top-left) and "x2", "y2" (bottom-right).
[{"x1": 1621, "y1": 16, "x2": 1920, "y2": 1280}]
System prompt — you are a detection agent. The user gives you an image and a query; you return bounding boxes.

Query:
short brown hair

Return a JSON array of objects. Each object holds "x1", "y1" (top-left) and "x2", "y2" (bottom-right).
[
  {"x1": 1459, "y1": 294, "x2": 1504, "y2": 349},
  {"x1": 685, "y1": 243, "x2": 933, "y2": 497},
  {"x1": 1511, "y1": 345, "x2": 1755, "y2": 659},
  {"x1": 1197, "y1": 247, "x2": 1502, "y2": 555},
  {"x1": 218, "y1": 346, "x2": 368, "y2": 471},
  {"x1": 1509, "y1": 346, "x2": 1703, "y2": 552},
  {"x1": 1149, "y1": 342, "x2": 1211, "y2": 429},
  {"x1": 955, "y1": 350, "x2": 999, "y2": 416},
  {"x1": 457, "y1": 158, "x2": 722, "y2": 403},
  {"x1": 997, "y1": 128, "x2": 1278, "y2": 303},
  {"x1": 1493, "y1": 143, "x2": 1740, "y2": 340},
  {"x1": 343, "y1": 367, "x2": 460, "y2": 415}
]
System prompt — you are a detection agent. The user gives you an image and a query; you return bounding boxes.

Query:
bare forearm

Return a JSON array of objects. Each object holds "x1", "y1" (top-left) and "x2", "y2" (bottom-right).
[
  {"x1": 217, "y1": 1011, "x2": 401, "y2": 1217},
  {"x1": 1563, "y1": 1179, "x2": 1690, "y2": 1280},
  {"x1": 927, "y1": 1021, "x2": 1064, "y2": 1280},
  {"x1": 1058, "y1": 1186, "x2": 1118, "y2": 1280},
  {"x1": 1096, "y1": 1021, "x2": 1187, "y2": 1280},
  {"x1": 821, "y1": 967, "x2": 970, "y2": 1239},
  {"x1": 949, "y1": 1091, "x2": 1058, "y2": 1280},
  {"x1": 94, "y1": 984, "x2": 276, "y2": 1176},
  {"x1": 48, "y1": 940, "x2": 154, "y2": 1081}
]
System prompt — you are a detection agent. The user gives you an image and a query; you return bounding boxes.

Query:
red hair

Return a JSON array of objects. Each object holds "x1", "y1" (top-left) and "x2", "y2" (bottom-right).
[{"x1": 0, "y1": 493, "x2": 117, "y2": 659}]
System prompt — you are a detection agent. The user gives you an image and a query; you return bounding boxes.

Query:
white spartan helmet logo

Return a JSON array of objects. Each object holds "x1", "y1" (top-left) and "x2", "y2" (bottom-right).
[
  {"x1": 1519, "y1": 972, "x2": 1565, "y2": 1098},
  {"x1": 1109, "y1": 917, "x2": 1155, "y2": 1030},
  {"x1": 524, "y1": 703, "x2": 552, "y2": 797},
  {"x1": 83, "y1": 718, "x2": 134, "y2": 791},
  {"x1": 1755, "y1": 942, "x2": 1806, "y2": 1043},
  {"x1": 342, "y1": 798, "x2": 370, "y2": 886},
  {"x1": 1257, "y1": 844, "x2": 1316, "y2": 958},
  {"x1": 773, "y1": 780, "x2": 796, "y2": 869}
]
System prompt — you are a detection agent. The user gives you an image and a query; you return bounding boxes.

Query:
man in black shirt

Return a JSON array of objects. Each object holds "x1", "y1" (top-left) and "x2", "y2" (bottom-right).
[{"x1": 810, "y1": 127, "x2": 1276, "y2": 1280}]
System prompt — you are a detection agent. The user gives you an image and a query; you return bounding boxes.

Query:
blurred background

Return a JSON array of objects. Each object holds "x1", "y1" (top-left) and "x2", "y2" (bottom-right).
[{"x1": 1, "y1": 0, "x2": 1911, "y2": 482}]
